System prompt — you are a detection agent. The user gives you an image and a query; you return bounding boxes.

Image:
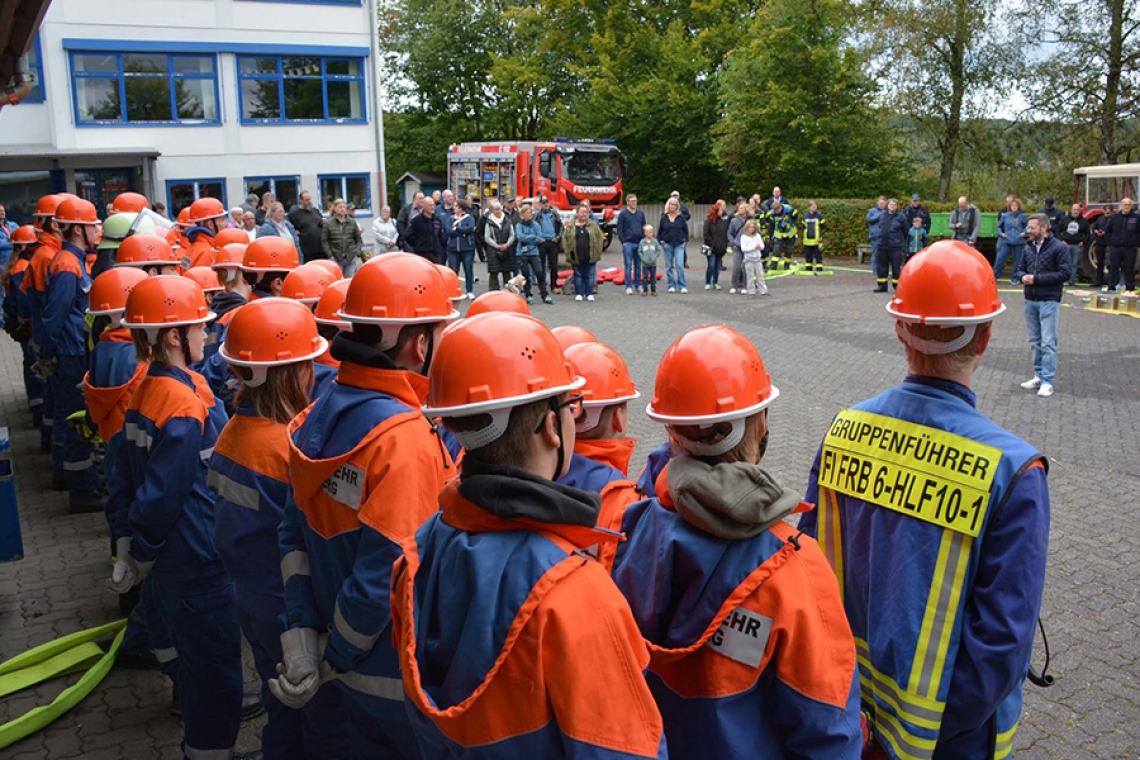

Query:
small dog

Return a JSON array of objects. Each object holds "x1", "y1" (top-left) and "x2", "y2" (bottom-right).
[{"x1": 504, "y1": 274, "x2": 527, "y2": 295}]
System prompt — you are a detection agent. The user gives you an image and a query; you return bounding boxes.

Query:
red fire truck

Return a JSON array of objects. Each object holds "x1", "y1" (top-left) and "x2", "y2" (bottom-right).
[{"x1": 447, "y1": 138, "x2": 627, "y2": 248}]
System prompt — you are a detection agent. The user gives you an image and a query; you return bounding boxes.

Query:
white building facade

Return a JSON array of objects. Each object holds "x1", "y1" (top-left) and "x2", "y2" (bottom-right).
[{"x1": 0, "y1": 0, "x2": 386, "y2": 237}]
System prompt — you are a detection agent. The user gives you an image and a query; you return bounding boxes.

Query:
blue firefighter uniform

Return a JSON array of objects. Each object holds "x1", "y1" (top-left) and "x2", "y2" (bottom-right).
[
  {"x1": 390, "y1": 463, "x2": 668, "y2": 760},
  {"x1": 612, "y1": 458, "x2": 864, "y2": 759},
  {"x1": 210, "y1": 406, "x2": 352, "y2": 760},
  {"x1": 799, "y1": 376, "x2": 1050, "y2": 760},
  {"x1": 25, "y1": 236, "x2": 60, "y2": 455},
  {"x1": 42, "y1": 242, "x2": 98, "y2": 495},
  {"x1": 559, "y1": 437, "x2": 636, "y2": 493},
  {"x1": 311, "y1": 358, "x2": 338, "y2": 402},
  {"x1": 5, "y1": 254, "x2": 45, "y2": 421},
  {"x1": 635, "y1": 441, "x2": 675, "y2": 499},
  {"x1": 107, "y1": 362, "x2": 243, "y2": 760},
  {"x1": 278, "y1": 332, "x2": 454, "y2": 757}
]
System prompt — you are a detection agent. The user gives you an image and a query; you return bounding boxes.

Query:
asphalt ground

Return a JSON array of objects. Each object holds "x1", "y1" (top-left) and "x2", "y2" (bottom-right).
[{"x1": 0, "y1": 247, "x2": 1137, "y2": 758}]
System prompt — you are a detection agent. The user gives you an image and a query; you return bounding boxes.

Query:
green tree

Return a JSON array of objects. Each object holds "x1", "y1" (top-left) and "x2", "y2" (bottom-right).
[{"x1": 713, "y1": 0, "x2": 903, "y2": 198}]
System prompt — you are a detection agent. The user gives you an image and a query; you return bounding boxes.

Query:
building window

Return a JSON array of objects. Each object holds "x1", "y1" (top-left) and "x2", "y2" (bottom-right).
[
  {"x1": 23, "y1": 36, "x2": 45, "y2": 104},
  {"x1": 237, "y1": 56, "x2": 364, "y2": 124},
  {"x1": 70, "y1": 52, "x2": 219, "y2": 125},
  {"x1": 245, "y1": 177, "x2": 300, "y2": 211},
  {"x1": 167, "y1": 179, "x2": 226, "y2": 218},
  {"x1": 318, "y1": 174, "x2": 371, "y2": 215}
]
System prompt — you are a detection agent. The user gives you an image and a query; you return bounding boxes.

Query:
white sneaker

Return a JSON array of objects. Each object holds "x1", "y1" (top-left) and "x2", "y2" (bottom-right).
[
  {"x1": 587, "y1": 295, "x2": 595, "y2": 302},
  {"x1": 1020, "y1": 377, "x2": 1042, "y2": 390},
  {"x1": 729, "y1": 288, "x2": 737, "y2": 294},
  {"x1": 680, "y1": 288, "x2": 689, "y2": 294},
  {"x1": 704, "y1": 284, "x2": 711, "y2": 290},
  {"x1": 575, "y1": 295, "x2": 583, "y2": 302},
  {"x1": 467, "y1": 292, "x2": 476, "y2": 300},
  {"x1": 668, "y1": 287, "x2": 676, "y2": 293},
  {"x1": 1037, "y1": 384, "x2": 1054, "y2": 397},
  {"x1": 626, "y1": 287, "x2": 633, "y2": 295}
]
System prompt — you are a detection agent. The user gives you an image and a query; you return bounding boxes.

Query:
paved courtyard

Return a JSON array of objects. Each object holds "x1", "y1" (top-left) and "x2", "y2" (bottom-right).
[{"x1": 0, "y1": 250, "x2": 1138, "y2": 759}]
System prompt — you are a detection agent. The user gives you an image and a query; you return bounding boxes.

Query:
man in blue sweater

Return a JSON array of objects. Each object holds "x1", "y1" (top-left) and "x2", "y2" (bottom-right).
[
  {"x1": 616, "y1": 194, "x2": 646, "y2": 295},
  {"x1": 1016, "y1": 213, "x2": 1071, "y2": 398}
]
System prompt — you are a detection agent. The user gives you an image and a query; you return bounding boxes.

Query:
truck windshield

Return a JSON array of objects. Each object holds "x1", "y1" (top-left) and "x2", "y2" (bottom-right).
[
  {"x1": 1085, "y1": 175, "x2": 1136, "y2": 210},
  {"x1": 563, "y1": 152, "x2": 621, "y2": 185}
]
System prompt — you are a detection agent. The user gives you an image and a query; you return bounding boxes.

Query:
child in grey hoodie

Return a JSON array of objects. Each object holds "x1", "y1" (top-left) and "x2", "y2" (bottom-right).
[{"x1": 638, "y1": 224, "x2": 663, "y2": 296}]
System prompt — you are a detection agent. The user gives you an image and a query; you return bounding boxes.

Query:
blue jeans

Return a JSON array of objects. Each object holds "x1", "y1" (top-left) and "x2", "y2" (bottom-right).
[
  {"x1": 662, "y1": 243, "x2": 687, "y2": 290},
  {"x1": 705, "y1": 251, "x2": 723, "y2": 285},
  {"x1": 1008, "y1": 245, "x2": 1025, "y2": 282},
  {"x1": 992, "y1": 238, "x2": 1008, "y2": 278},
  {"x1": 448, "y1": 249, "x2": 476, "y2": 295},
  {"x1": 621, "y1": 243, "x2": 642, "y2": 289},
  {"x1": 573, "y1": 262, "x2": 596, "y2": 297},
  {"x1": 1067, "y1": 243, "x2": 1081, "y2": 284},
  {"x1": 1024, "y1": 299, "x2": 1059, "y2": 385}
]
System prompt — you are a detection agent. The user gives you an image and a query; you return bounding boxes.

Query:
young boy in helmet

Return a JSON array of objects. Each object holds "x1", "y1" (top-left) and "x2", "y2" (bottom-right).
[
  {"x1": 106, "y1": 275, "x2": 251, "y2": 760},
  {"x1": 185, "y1": 197, "x2": 228, "y2": 268},
  {"x1": 3, "y1": 225, "x2": 45, "y2": 427},
  {"x1": 115, "y1": 234, "x2": 183, "y2": 277},
  {"x1": 610, "y1": 324, "x2": 863, "y2": 759},
  {"x1": 24, "y1": 194, "x2": 66, "y2": 459},
  {"x1": 799, "y1": 241, "x2": 1050, "y2": 760},
  {"x1": 211, "y1": 298, "x2": 352, "y2": 760},
  {"x1": 280, "y1": 263, "x2": 339, "y2": 401},
  {"x1": 41, "y1": 197, "x2": 103, "y2": 512},
  {"x1": 92, "y1": 211, "x2": 158, "y2": 279},
  {"x1": 391, "y1": 311, "x2": 667, "y2": 759},
  {"x1": 271, "y1": 253, "x2": 458, "y2": 757}
]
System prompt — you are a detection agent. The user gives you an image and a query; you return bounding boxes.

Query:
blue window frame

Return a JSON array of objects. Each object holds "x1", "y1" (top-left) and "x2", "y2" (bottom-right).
[
  {"x1": 167, "y1": 179, "x2": 226, "y2": 218},
  {"x1": 245, "y1": 176, "x2": 300, "y2": 211},
  {"x1": 237, "y1": 55, "x2": 365, "y2": 124},
  {"x1": 70, "y1": 51, "x2": 220, "y2": 126},
  {"x1": 318, "y1": 174, "x2": 371, "y2": 216},
  {"x1": 23, "y1": 36, "x2": 45, "y2": 104}
]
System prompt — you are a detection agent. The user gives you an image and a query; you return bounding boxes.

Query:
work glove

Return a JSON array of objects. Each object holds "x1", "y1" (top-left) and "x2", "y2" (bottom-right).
[
  {"x1": 67, "y1": 410, "x2": 102, "y2": 444},
  {"x1": 109, "y1": 537, "x2": 141, "y2": 594},
  {"x1": 268, "y1": 627, "x2": 322, "y2": 709},
  {"x1": 31, "y1": 357, "x2": 59, "y2": 379}
]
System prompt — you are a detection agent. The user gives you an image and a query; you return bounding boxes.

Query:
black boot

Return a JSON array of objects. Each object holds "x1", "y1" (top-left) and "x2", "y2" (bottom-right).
[
  {"x1": 68, "y1": 491, "x2": 105, "y2": 514},
  {"x1": 873, "y1": 284, "x2": 888, "y2": 293},
  {"x1": 52, "y1": 473, "x2": 67, "y2": 491},
  {"x1": 235, "y1": 752, "x2": 265, "y2": 760},
  {"x1": 241, "y1": 692, "x2": 266, "y2": 721}
]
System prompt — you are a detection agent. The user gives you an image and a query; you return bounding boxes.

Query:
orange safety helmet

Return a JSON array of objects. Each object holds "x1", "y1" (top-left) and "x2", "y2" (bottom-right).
[
  {"x1": 165, "y1": 227, "x2": 182, "y2": 250},
  {"x1": 213, "y1": 228, "x2": 250, "y2": 249},
  {"x1": 219, "y1": 298, "x2": 327, "y2": 386},
  {"x1": 183, "y1": 266, "x2": 223, "y2": 293},
  {"x1": 313, "y1": 278, "x2": 351, "y2": 329},
  {"x1": 33, "y1": 194, "x2": 66, "y2": 219},
  {"x1": 551, "y1": 324, "x2": 598, "y2": 351},
  {"x1": 466, "y1": 290, "x2": 530, "y2": 318},
  {"x1": 116, "y1": 234, "x2": 180, "y2": 268},
  {"x1": 338, "y1": 253, "x2": 458, "y2": 348},
  {"x1": 310, "y1": 259, "x2": 343, "y2": 280},
  {"x1": 281, "y1": 264, "x2": 334, "y2": 304},
  {"x1": 647, "y1": 324, "x2": 779, "y2": 456},
  {"x1": 213, "y1": 243, "x2": 248, "y2": 270},
  {"x1": 124, "y1": 275, "x2": 215, "y2": 343},
  {"x1": 435, "y1": 264, "x2": 465, "y2": 302},
  {"x1": 87, "y1": 267, "x2": 149, "y2": 328},
  {"x1": 12, "y1": 225, "x2": 38, "y2": 245},
  {"x1": 188, "y1": 197, "x2": 227, "y2": 224},
  {"x1": 564, "y1": 341, "x2": 640, "y2": 432},
  {"x1": 110, "y1": 192, "x2": 150, "y2": 214},
  {"x1": 176, "y1": 208, "x2": 191, "y2": 228},
  {"x1": 887, "y1": 240, "x2": 1006, "y2": 355},
  {"x1": 54, "y1": 198, "x2": 101, "y2": 225},
  {"x1": 424, "y1": 312, "x2": 585, "y2": 449},
  {"x1": 242, "y1": 237, "x2": 301, "y2": 273}
]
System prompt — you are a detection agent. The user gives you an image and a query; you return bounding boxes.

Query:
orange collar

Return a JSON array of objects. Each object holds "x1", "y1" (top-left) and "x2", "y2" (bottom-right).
[
  {"x1": 100, "y1": 327, "x2": 134, "y2": 343},
  {"x1": 573, "y1": 437, "x2": 636, "y2": 476},
  {"x1": 440, "y1": 481, "x2": 619, "y2": 550},
  {"x1": 335, "y1": 361, "x2": 429, "y2": 408},
  {"x1": 315, "y1": 349, "x2": 339, "y2": 368}
]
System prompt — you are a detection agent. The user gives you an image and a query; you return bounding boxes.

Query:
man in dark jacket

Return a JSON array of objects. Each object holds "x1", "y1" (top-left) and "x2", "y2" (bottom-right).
[
  {"x1": 405, "y1": 197, "x2": 447, "y2": 264},
  {"x1": 397, "y1": 192, "x2": 424, "y2": 250},
  {"x1": 1104, "y1": 197, "x2": 1139, "y2": 293},
  {"x1": 616, "y1": 194, "x2": 646, "y2": 295},
  {"x1": 534, "y1": 196, "x2": 563, "y2": 293},
  {"x1": 1057, "y1": 203, "x2": 1091, "y2": 286},
  {"x1": 1038, "y1": 197, "x2": 1064, "y2": 237},
  {"x1": 1091, "y1": 207, "x2": 1114, "y2": 288},
  {"x1": 288, "y1": 190, "x2": 325, "y2": 261},
  {"x1": 1016, "y1": 213, "x2": 1071, "y2": 398},
  {"x1": 875, "y1": 198, "x2": 908, "y2": 292},
  {"x1": 903, "y1": 193, "x2": 931, "y2": 232}
]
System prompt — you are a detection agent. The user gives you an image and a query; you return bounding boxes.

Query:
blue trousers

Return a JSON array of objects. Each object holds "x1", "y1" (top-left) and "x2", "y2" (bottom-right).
[
  {"x1": 662, "y1": 243, "x2": 687, "y2": 290},
  {"x1": 238, "y1": 608, "x2": 354, "y2": 760},
  {"x1": 518, "y1": 256, "x2": 546, "y2": 298},
  {"x1": 621, "y1": 243, "x2": 642, "y2": 290},
  {"x1": 1008, "y1": 245, "x2": 1025, "y2": 283},
  {"x1": 151, "y1": 571, "x2": 243, "y2": 759},
  {"x1": 447, "y1": 250, "x2": 475, "y2": 296},
  {"x1": 52, "y1": 355, "x2": 96, "y2": 492},
  {"x1": 342, "y1": 685, "x2": 422, "y2": 759},
  {"x1": 993, "y1": 238, "x2": 1008, "y2": 278},
  {"x1": 705, "y1": 251, "x2": 723, "y2": 285},
  {"x1": 1024, "y1": 299, "x2": 1060, "y2": 385},
  {"x1": 573, "y1": 262, "x2": 595, "y2": 297},
  {"x1": 18, "y1": 339, "x2": 43, "y2": 420}
]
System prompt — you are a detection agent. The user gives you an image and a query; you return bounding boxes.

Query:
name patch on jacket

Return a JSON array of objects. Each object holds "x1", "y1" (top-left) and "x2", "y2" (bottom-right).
[
  {"x1": 819, "y1": 409, "x2": 1001, "y2": 537},
  {"x1": 322, "y1": 464, "x2": 364, "y2": 510},
  {"x1": 707, "y1": 607, "x2": 772, "y2": 668}
]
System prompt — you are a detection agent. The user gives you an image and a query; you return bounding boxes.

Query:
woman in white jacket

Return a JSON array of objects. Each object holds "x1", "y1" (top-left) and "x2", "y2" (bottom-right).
[
  {"x1": 371, "y1": 205, "x2": 400, "y2": 255},
  {"x1": 740, "y1": 220, "x2": 769, "y2": 296}
]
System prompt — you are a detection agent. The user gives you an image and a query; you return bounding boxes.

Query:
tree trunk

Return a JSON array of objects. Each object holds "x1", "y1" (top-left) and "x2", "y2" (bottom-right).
[
  {"x1": 1100, "y1": 0, "x2": 1124, "y2": 163},
  {"x1": 937, "y1": 0, "x2": 969, "y2": 202}
]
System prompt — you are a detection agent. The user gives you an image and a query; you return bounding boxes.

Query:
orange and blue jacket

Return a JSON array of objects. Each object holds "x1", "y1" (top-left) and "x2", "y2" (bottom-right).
[
  {"x1": 210, "y1": 406, "x2": 292, "y2": 622},
  {"x1": 84, "y1": 328, "x2": 146, "y2": 444},
  {"x1": 559, "y1": 436, "x2": 636, "y2": 493},
  {"x1": 4, "y1": 256, "x2": 32, "y2": 331},
  {"x1": 185, "y1": 226, "x2": 217, "y2": 268},
  {"x1": 312, "y1": 352, "x2": 338, "y2": 402},
  {"x1": 107, "y1": 362, "x2": 229, "y2": 580},
  {"x1": 22, "y1": 234, "x2": 59, "y2": 348},
  {"x1": 41, "y1": 242, "x2": 91, "y2": 358},
  {"x1": 391, "y1": 463, "x2": 668, "y2": 760},
  {"x1": 635, "y1": 441, "x2": 675, "y2": 499},
  {"x1": 611, "y1": 461, "x2": 864, "y2": 760},
  {"x1": 279, "y1": 339, "x2": 453, "y2": 716}
]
